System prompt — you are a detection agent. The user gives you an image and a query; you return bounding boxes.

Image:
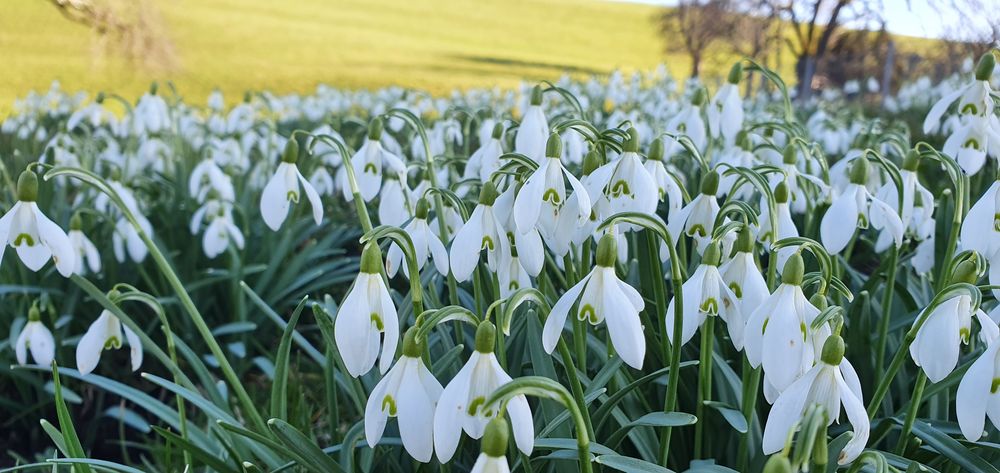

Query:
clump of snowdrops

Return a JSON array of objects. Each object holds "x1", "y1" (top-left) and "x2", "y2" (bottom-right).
[{"x1": 3, "y1": 52, "x2": 1000, "y2": 473}]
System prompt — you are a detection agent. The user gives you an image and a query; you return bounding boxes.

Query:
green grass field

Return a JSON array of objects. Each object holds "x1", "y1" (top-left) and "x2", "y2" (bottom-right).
[
  {"x1": 1, "y1": 0, "x2": 939, "y2": 114},
  {"x1": 1, "y1": 0, "x2": 744, "y2": 112}
]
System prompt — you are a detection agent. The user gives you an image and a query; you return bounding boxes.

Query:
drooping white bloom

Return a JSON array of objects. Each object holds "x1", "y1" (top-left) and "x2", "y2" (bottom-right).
[
  {"x1": 943, "y1": 114, "x2": 1000, "y2": 175},
  {"x1": 665, "y1": 242, "x2": 741, "y2": 349},
  {"x1": 923, "y1": 54, "x2": 995, "y2": 135},
  {"x1": 346, "y1": 118, "x2": 407, "y2": 202},
  {"x1": 543, "y1": 234, "x2": 646, "y2": 369},
  {"x1": 745, "y1": 253, "x2": 831, "y2": 402},
  {"x1": 757, "y1": 181, "x2": 799, "y2": 270},
  {"x1": 494, "y1": 185, "x2": 544, "y2": 277},
  {"x1": 386, "y1": 199, "x2": 450, "y2": 278},
  {"x1": 434, "y1": 322, "x2": 533, "y2": 462},
  {"x1": 762, "y1": 336, "x2": 869, "y2": 465},
  {"x1": 464, "y1": 123, "x2": 505, "y2": 184},
  {"x1": 366, "y1": 330, "x2": 443, "y2": 463},
  {"x1": 515, "y1": 86, "x2": 549, "y2": 163},
  {"x1": 820, "y1": 158, "x2": 903, "y2": 254},
  {"x1": 377, "y1": 175, "x2": 416, "y2": 228},
  {"x1": 512, "y1": 133, "x2": 591, "y2": 239},
  {"x1": 666, "y1": 170, "x2": 720, "y2": 253},
  {"x1": 956, "y1": 318, "x2": 1000, "y2": 441},
  {"x1": 718, "y1": 231, "x2": 768, "y2": 350},
  {"x1": 68, "y1": 215, "x2": 101, "y2": 275},
  {"x1": 663, "y1": 90, "x2": 707, "y2": 155},
  {"x1": 133, "y1": 88, "x2": 170, "y2": 135},
  {"x1": 451, "y1": 183, "x2": 510, "y2": 282},
  {"x1": 334, "y1": 244, "x2": 399, "y2": 377},
  {"x1": 910, "y1": 273, "x2": 997, "y2": 383},
  {"x1": 707, "y1": 65, "x2": 744, "y2": 146},
  {"x1": 189, "y1": 157, "x2": 235, "y2": 203},
  {"x1": 586, "y1": 128, "x2": 658, "y2": 222},
  {"x1": 191, "y1": 200, "x2": 245, "y2": 259},
  {"x1": 76, "y1": 310, "x2": 143, "y2": 375},
  {"x1": 644, "y1": 142, "x2": 685, "y2": 221},
  {"x1": 259, "y1": 140, "x2": 323, "y2": 231},
  {"x1": 112, "y1": 216, "x2": 153, "y2": 264},
  {"x1": 15, "y1": 306, "x2": 55, "y2": 367},
  {"x1": 0, "y1": 170, "x2": 75, "y2": 277}
]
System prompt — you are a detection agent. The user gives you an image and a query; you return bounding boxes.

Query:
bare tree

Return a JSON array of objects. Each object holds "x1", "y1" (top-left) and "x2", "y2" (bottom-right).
[
  {"x1": 658, "y1": 0, "x2": 738, "y2": 78},
  {"x1": 48, "y1": 0, "x2": 177, "y2": 72}
]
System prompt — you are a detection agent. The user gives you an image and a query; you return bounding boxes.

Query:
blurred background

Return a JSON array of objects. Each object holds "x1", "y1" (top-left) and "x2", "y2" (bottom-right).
[{"x1": 1, "y1": 0, "x2": 997, "y2": 111}]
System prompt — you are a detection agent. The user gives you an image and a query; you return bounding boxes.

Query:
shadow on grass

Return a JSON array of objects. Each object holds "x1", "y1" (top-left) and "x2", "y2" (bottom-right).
[{"x1": 447, "y1": 54, "x2": 607, "y2": 76}]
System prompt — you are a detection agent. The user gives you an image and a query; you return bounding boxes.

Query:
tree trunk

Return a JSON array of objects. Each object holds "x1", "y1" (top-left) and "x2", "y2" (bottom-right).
[{"x1": 691, "y1": 53, "x2": 701, "y2": 78}]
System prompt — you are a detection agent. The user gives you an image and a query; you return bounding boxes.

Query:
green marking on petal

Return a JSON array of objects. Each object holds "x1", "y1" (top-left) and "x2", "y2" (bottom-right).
[
  {"x1": 611, "y1": 180, "x2": 631, "y2": 197},
  {"x1": 700, "y1": 298, "x2": 718, "y2": 315},
  {"x1": 964, "y1": 138, "x2": 982, "y2": 150},
  {"x1": 542, "y1": 188, "x2": 562, "y2": 204},
  {"x1": 800, "y1": 322, "x2": 807, "y2": 341},
  {"x1": 363, "y1": 163, "x2": 378, "y2": 174},
  {"x1": 468, "y1": 396, "x2": 486, "y2": 416},
  {"x1": 104, "y1": 336, "x2": 122, "y2": 350},
  {"x1": 13, "y1": 234, "x2": 35, "y2": 247},
  {"x1": 382, "y1": 395, "x2": 398, "y2": 416},
  {"x1": 729, "y1": 282, "x2": 743, "y2": 299},
  {"x1": 286, "y1": 190, "x2": 299, "y2": 203},
  {"x1": 579, "y1": 304, "x2": 597, "y2": 324},
  {"x1": 370, "y1": 313, "x2": 384, "y2": 331},
  {"x1": 688, "y1": 224, "x2": 706, "y2": 237},
  {"x1": 761, "y1": 318, "x2": 769, "y2": 334},
  {"x1": 960, "y1": 327, "x2": 970, "y2": 343},
  {"x1": 991, "y1": 378, "x2": 1000, "y2": 394},
  {"x1": 961, "y1": 103, "x2": 979, "y2": 115},
  {"x1": 481, "y1": 235, "x2": 494, "y2": 251}
]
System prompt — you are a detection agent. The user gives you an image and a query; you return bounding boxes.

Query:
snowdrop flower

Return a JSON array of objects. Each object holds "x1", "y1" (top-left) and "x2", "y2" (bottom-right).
[
  {"x1": 469, "y1": 418, "x2": 513, "y2": 473},
  {"x1": 347, "y1": 118, "x2": 407, "y2": 202},
  {"x1": 494, "y1": 186, "x2": 544, "y2": 277},
  {"x1": 366, "y1": 328, "x2": 443, "y2": 463},
  {"x1": 133, "y1": 85, "x2": 170, "y2": 135},
  {"x1": 191, "y1": 200, "x2": 245, "y2": 259},
  {"x1": 719, "y1": 229, "x2": 768, "y2": 350},
  {"x1": 910, "y1": 261, "x2": 997, "y2": 383},
  {"x1": 587, "y1": 128, "x2": 658, "y2": 221},
  {"x1": 434, "y1": 322, "x2": 533, "y2": 462},
  {"x1": 112, "y1": 215, "x2": 152, "y2": 264},
  {"x1": 386, "y1": 199, "x2": 449, "y2": 278},
  {"x1": 923, "y1": 53, "x2": 995, "y2": 135},
  {"x1": 464, "y1": 122, "x2": 505, "y2": 184},
  {"x1": 664, "y1": 88, "x2": 708, "y2": 155},
  {"x1": 762, "y1": 335, "x2": 869, "y2": 465},
  {"x1": 68, "y1": 214, "x2": 101, "y2": 275},
  {"x1": 77, "y1": 309, "x2": 143, "y2": 375},
  {"x1": 15, "y1": 305, "x2": 55, "y2": 366},
  {"x1": 0, "y1": 170, "x2": 75, "y2": 277},
  {"x1": 377, "y1": 174, "x2": 416, "y2": 227},
  {"x1": 644, "y1": 138, "x2": 684, "y2": 220},
  {"x1": 874, "y1": 151, "x2": 934, "y2": 252},
  {"x1": 512, "y1": 133, "x2": 591, "y2": 238},
  {"x1": 745, "y1": 253, "x2": 831, "y2": 401},
  {"x1": 259, "y1": 138, "x2": 323, "y2": 231},
  {"x1": 943, "y1": 114, "x2": 1000, "y2": 175},
  {"x1": 335, "y1": 244, "x2": 399, "y2": 377},
  {"x1": 515, "y1": 86, "x2": 549, "y2": 162},
  {"x1": 451, "y1": 182, "x2": 510, "y2": 282},
  {"x1": 820, "y1": 157, "x2": 903, "y2": 254},
  {"x1": 542, "y1": 233, "x2": 646, "y2": 369},
  {"x1": 665, "y1": 241, "x2": 741, "y2": 349},
  {"x1": 666, "y1": 170, "x2": 720, "y2": 252},
  {"x1": 189, "y1": 156, "x2": 235, "y2": 203},
  {"x1": 757, "y1": 181, "x2": 798, "y2": 270},
  {"x1": 956, "y1": 317, "x2": 1000, "y2": 441},
  {"x1": 707, "y1": 64, "x2": 744, "y2": 146}
]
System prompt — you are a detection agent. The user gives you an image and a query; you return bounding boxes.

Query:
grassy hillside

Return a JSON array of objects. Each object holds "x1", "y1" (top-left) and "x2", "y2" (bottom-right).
[{"x1": 0, "y1": 0, "x2": 749, "y2": 112}]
